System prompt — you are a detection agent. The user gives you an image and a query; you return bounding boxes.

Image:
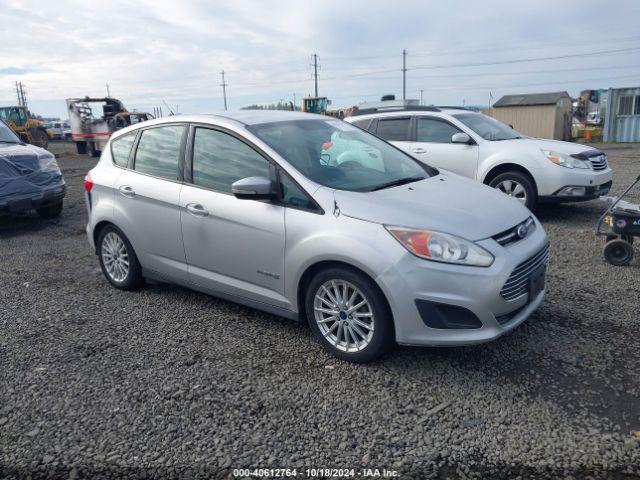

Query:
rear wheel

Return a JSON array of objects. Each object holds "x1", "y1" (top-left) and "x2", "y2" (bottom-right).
[
  {"x1": 488, "y1": 171, "x2": 537, "y2": 210},
  {"x1": 97, "y1": 225, "x2": 144, "y2": 290},
  {"x1": 33, "y1": 129, "x2": 49, "y2": 149},
  {"x1": 603, "y1": 239, "x2": 634, "y2": 266},
  {"x1": 36, "y1": 201, "x2": 63, "y2": 219},
  {"x1": 305, "y1": 267, "x2": 394, "y2": 363}
]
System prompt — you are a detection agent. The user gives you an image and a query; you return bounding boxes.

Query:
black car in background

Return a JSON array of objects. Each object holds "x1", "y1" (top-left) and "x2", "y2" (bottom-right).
[{"x1": 0, "y1": 119, "x2": 65, "y2": 219}]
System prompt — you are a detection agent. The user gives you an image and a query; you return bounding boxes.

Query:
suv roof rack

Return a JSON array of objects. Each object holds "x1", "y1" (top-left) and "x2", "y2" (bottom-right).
[
  {"x1": 435, "y1": 106, "x2": 471, "y2": 111},
  {"x1": 350, "y1": 106, "x2": 441, "y2": 116}
]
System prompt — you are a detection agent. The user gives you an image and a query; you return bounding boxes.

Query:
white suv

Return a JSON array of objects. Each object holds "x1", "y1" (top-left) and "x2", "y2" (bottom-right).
[{"x1": 345, "y1": 107, "x2": 613, "y2": 210}]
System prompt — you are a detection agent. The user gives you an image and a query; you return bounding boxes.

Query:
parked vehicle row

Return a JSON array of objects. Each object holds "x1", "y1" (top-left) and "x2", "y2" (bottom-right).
[
  {"x1": 345, "y1": 107, "x2": 613, "y2": 210},
  {"x1": 85, "y1": 112, "x2": 549, "y2": 362}
]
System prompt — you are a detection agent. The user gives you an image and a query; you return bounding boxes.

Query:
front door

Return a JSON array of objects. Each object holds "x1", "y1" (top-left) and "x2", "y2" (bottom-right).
[
  {"x1": 180, "y1": 126, "x2": 288, "y2": 309},
  {"x1": 409, "y1": 116, "x2": 479, "y2": 178}
]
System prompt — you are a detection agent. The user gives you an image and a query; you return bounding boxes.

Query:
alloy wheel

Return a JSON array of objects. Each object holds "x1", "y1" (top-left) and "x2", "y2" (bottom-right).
[
  {"x1": 313, "y1": 279, "x2": 375, "y2": 352},
  {"x1": 101, "y1": 232, "x2": 130, "y2": 282},
  {"x1": 496, "y1": 179, "x2": 528, "y2": 205}
]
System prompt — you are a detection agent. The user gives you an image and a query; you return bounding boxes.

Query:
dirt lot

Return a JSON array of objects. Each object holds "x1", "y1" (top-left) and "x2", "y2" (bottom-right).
[{"x1": 1, "y1": 141, "x2": 639, "y2": 479}]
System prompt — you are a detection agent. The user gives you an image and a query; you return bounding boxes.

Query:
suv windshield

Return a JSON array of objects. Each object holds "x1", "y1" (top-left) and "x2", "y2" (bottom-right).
[
  {"x1": 0, "y1": 120, "x2": 21, "y2": 143},
  {"x1": 453, "y1": 113, "x2": 523, "y2": 141},
  {"x1": 247, "y1": 119, "x2": 432, "y2": 192}
]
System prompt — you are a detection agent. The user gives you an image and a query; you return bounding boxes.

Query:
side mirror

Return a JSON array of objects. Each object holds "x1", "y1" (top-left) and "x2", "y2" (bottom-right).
[
  {"x1": 231, "y1": 176, "x2": 274, "y2": 200},
  {"x1": 451, "y1": 132, "x2": 471, "y2": 144}
]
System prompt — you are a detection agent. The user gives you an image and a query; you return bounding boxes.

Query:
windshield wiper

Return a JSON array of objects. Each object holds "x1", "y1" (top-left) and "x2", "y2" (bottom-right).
[
  {"x1": 0, "y1": 140, "x2": 20, "y2": 144},
  {"x1": 369, "y1": 176, "x2": 425, "y2": 192}
]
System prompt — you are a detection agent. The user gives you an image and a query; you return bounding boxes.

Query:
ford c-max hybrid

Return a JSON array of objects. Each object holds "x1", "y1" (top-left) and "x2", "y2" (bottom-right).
[{"x1": 84, "y1": 111, "x2": 549, "y2": 362}]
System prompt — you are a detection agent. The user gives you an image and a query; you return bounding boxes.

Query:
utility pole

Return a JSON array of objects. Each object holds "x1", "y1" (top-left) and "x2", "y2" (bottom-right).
[
  {"x1": 311, "y1": 54, "x2": 319, "y2": 97},
  {"x1": 105, "y1": 83, "x2": 111, "y2": 97},
  {"x1": 420, "y1": 89, "x2": 424, "y2": 106},
  {"x1": 15, "y1": 82, "x2": 21, "y2": 106},
  {"x1": 220, "y1": 70, "x2": 228, "y2": 110},
  {"x1": 402, "y1": 49, "x2": 407, "y2": 101}
]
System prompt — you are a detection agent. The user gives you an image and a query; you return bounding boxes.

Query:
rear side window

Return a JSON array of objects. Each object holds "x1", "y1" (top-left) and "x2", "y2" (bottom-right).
[
  {"x1": 376, "y1": 117, "x2": 410, "y2": 141},
  {"x1": 134, "y1": 125, "x2": 184, "y2": 180},
  {"x1": 351, "y1": 119, "x2": 372, "y2": 131},
  {"x1": 110, "y1": 132, "x2": 136, "y2": 167},
  {"x1": 192, "y1": 128, "x2": 270, "y2": 193},
  {"x1": 416, "y1": 117, "x2": 461, "y2": 143}
]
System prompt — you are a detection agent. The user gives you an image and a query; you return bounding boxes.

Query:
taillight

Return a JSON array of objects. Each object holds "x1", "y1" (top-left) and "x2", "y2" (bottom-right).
[{"x1": 84, "y1": 173, "x2": 94, "y2": 192}]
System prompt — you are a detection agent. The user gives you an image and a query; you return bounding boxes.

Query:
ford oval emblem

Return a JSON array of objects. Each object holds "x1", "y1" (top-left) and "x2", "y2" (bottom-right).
[{"x1": 516, "y1": 223, "x2": 529, "y2": 238}]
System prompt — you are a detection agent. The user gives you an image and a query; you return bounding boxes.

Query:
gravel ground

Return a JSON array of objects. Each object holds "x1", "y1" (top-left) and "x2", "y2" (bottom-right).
[{"x1": 1, "y1": 142, "x2": 639, "y2": 479}]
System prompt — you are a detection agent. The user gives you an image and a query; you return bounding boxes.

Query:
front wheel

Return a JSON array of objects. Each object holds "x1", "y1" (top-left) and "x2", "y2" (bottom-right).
[
  {"x1": 489, "y1": 171, "x2": 537, "y2": 210},
  {"x1": 97, "y1": 225, "x2": 144, "y2": 290},
  {"x1": 305, "y1": 267, "x2": 394, "y2": 363},
  {"x1": 34, "y1": 129, "x2": 49, "y2": 149},
  {"x1": 603, "y1": 239, "x2": 634, "y2": 266}
]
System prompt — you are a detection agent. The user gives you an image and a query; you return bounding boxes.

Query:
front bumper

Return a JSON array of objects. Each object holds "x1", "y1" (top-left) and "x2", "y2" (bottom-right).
[
  {"x1": 536, "y1": 166, "x2": 613, "y2": 201},
  {"x1": 0, "y1": 183, "x2": 66, "y2": 216},
  {"x1": 377, "y1": 219, "x2": 549, "y2": 346}
]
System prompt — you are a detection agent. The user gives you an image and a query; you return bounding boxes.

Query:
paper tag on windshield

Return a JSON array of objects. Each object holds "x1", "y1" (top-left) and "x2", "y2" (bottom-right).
[{"x1": 326, "y1": 120, "x2": 357, "y2": 132}]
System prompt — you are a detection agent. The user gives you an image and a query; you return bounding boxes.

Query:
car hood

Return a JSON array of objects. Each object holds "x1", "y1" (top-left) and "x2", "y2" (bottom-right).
[
  {"x1": 494, "y1": 137, "x2": 600, "y2": 155},
  {"x1": 334, "y1": 172, "x2": 530, "y2": 241}
]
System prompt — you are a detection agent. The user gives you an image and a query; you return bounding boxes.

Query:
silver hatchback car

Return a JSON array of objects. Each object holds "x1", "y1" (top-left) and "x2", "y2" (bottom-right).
[{"x1": 85, "y1": 111, "x2": 549, "y2": 362}]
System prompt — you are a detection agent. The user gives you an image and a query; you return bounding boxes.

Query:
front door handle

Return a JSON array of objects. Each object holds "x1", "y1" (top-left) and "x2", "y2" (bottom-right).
[
  {"x1": 186, "y1": 203, "x2": 209, "y2": 217},
  {"x1": 412, "y1": 148, "x2": 428, "y2": 155},
  {"x1": 119, "y1": 185, "x2": 135, "y2": 197}
]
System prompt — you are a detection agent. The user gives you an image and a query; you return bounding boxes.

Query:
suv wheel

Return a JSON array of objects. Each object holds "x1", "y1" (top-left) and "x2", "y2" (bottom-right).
[
  {"x1": 489, "y1": 172, "x2": 536, "y2": 210},
  {"x1": 305, "y1": 267, "x2": 394, "y2": 363},
  {"x1": 97, "y1": 226, "x2": 144, "y2": 290}
]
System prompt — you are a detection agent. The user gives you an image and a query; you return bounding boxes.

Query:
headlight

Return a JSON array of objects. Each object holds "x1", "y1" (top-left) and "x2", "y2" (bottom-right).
[
  {"x1": 541, "y1": 149, "x2": 591, "y2": 169},
  {"x1": 38, "y1": 153, "x2": 61, "y2": 174},
  {"x1": 385, "y1": 226, "x2": 494, "y2": 267}
]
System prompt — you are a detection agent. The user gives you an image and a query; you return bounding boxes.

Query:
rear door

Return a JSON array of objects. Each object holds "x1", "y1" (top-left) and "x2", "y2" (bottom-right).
[
  {"x1": 180, "y1": 125, "x2": 288, "y2": 309},
  {"x1": 113, "y1": 123, "x2": 189, "y2": 282},
  {"x1": 374, "y1": 116, "x2": 413, "y2": 152},
  {"x1": 412, "y1": 116, "x2": 479, "y2": 178}
]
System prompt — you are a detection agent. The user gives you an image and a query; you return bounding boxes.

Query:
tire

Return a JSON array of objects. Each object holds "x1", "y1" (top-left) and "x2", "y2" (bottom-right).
[
  {"x1": 97, "y1": 225, "x2": 144, "y2": 290},
  {"x1": 36, "y1": 201, "x2": 63, "y2": 219},
  {"x1": 88, "y1": 142, "x2": 100, "y2": 158},
  {"x1": 34, "y1": 129, "x2": 49, "y2": 149},
  {"x1": 606, "y1": 234, "x2": 634, "y2": 245},
  {"x1": 76, "y1": 141, "x2": 87, "y2": 155},
  {"x1": 488, "y1": 171, "x2": 537, "y2": 210},
  {"x1": 305, "y1": 267, "x2": 394, "y2": 363},
  {"x1": 603, "y1": 239, "x2": 634, "y2": 266}
]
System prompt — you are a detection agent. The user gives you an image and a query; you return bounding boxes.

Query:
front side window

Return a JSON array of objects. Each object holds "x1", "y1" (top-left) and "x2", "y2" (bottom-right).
[
  {"x1": 134, "y1": 125, "x2": 184, "y2": 180},
  {"x1": 417, "y1": 117, "x2": 461, "y2": 143},
  {"x1": 192, "y1": 128, "x2": 270, "y2": 193},
  {"x1": 376, "y1": 117, "x2": 411, "y2": 141},
  {"x1": 111, "y1": 132, "x2": 136, "y2": 167},
  {"x1": 453, "y1": 113, "x2": 522, "y2": 141},
  {"x1": 248, "y1": 119, "x2": 431, "y2": 192}
]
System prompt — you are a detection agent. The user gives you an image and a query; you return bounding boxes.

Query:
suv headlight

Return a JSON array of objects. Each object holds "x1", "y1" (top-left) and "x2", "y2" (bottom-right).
[
  {"x1": 385, "y1": 226, "x2": 494, "y2": 267},
  {"x1": 541, "y1": 149, "x2": 591, "y2": 169},
  {"x1": 38, "y1": 153, "x2": 61, "y2": 174}
]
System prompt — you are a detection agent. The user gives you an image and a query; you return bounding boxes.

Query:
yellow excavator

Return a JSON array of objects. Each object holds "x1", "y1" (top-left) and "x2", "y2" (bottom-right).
[{"x1": 0, "y1": 105, "x2": 50, "y2": 148}]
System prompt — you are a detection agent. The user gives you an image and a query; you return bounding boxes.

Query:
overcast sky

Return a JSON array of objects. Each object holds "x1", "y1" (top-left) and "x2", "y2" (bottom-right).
[{"x1": 1, "y1": 0, "x2": 640, "y2": 118}]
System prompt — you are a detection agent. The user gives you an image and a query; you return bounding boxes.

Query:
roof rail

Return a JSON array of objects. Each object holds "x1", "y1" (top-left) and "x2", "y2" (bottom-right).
[
  {"x1": 350, "y1": 105, "x2": 441, "y2": 116},
  {"x1": 435, "y1": 106, "x2": 471, "y2": 111}
]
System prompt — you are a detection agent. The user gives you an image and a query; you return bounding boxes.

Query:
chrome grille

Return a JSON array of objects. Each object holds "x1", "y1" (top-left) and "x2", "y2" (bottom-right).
[
  {"x1": 500, "y1": 244, "x2": 550, "y2": 302},
  {"x1": 589, "y1": 154, "x2": 608, "y2": 171},
  {"x1": 493, "y1": 217, "x2": 535, "y2": 246}
]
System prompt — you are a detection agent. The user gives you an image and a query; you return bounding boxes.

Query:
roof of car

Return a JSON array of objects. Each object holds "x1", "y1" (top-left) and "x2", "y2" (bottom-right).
[{"x1": 345, "y1": 107, "x2": 477, "y2": 121}]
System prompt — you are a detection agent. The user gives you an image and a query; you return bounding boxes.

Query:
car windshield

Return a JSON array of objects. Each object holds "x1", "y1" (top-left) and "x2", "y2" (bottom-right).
[
  {"x1": 0, "y1": 120, "x2": 21, "y2": 143},
  {"x1": 247, "y1": 119, "x2": 432, "y2": 192},
  {"x1": 453, "y1": 113, "x2": 523, "y2": 141}
]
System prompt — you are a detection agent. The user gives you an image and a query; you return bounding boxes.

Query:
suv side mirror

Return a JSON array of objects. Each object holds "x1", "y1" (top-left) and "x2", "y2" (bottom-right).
[
  {"x1": 451, "y1": 132, "x2": 471, "y2": 144},
  {"x1": 232, "y1": 176, "x2": 274, "y2": 200}
]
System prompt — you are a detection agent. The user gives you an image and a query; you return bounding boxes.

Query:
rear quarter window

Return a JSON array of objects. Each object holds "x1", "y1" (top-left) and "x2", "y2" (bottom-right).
[{"x1": 110, "y1": 132, "x2": 136, "y2": 167}]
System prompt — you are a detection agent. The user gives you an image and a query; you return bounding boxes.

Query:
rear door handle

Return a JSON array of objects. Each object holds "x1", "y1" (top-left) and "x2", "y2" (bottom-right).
[
  {"x1": 118, "y1": 185, "x2": 135, "y2": 197},
  {"x1": 186, "y1": 203, "x2": 209, "y2": 217},
  {"x1": 412, "y1": 148, "x2": 428, "y2": 155}
]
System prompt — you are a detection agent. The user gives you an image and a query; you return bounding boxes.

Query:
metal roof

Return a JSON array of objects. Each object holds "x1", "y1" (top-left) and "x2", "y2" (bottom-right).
[{"x1": 493, "y1": 91, "x2": 571, "y2": 107}]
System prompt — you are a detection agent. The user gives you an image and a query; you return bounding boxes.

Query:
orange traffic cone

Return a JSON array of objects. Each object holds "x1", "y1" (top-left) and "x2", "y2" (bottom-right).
[{"x1": 585, "y1": 130, "x2": 591, "y2": 142}]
